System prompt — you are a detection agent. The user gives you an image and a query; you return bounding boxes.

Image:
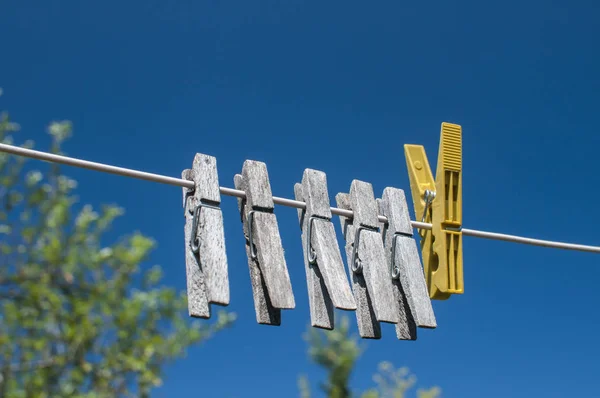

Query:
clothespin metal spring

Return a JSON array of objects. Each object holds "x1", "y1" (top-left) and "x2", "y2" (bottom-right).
[
  {"x1": 390, "y1": 232, "x2": 412, "y2": 280},
  {"x1": 351, "y1": 225, "x2": 380, "y2": 274},
  {"x1": 420, "y1": 189, "x2": 436, "y2": 223},
  {"x1": 306, "y1": 215, "x2": 330, "y2": 265},
  {"x1": 189, "y1": 200, "x2": 222, "y2": 254}
]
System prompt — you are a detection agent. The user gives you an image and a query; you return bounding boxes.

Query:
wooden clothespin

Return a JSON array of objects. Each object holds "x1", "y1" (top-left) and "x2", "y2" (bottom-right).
[
  {"x1": 404, "y1": 122, "x2": 463, "y2": 300},
  {"x1": 234, "y1": 160, "x2": 295, "y2": 325},
  {"x1": 336, "y1": 181, "x2": 399, "y2": 339},
  {"x1": 378, "y1": 188, "x2": 437, "y2": 340},
  {"x1": 294, "y1": 169, "x2": 356, "y2": 329},
  {"x1": 181, "y1": 154, "x2": 230, "y2": 319}
]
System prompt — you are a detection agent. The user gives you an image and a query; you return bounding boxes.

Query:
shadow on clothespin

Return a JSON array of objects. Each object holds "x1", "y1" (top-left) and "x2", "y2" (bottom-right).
[
  {"x1": 404, "y1": 122, "x2": 463, "y2": 300},
  {"x1": 234, "y1": 160, "x2": 295, "y2": 325},
  {"x1": 294, "y1": 169, "x2": 356, "y2": 330},
  {"x1": 336, "y1": 181, "x2": 399, "y2": 339},
  {"x1": 181, "y1": 154, "x2": 230, "y2": 319}
]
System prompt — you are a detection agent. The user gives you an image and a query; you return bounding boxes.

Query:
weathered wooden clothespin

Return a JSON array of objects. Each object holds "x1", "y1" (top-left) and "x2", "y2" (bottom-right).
[
  {"x1": 336, "y1": 181, "x2": 399, "y2": 339},
  {"x1": 181, "y1": 154, "x2": 230, "y2": 319},
  {"x1": 234, "y1": 160, "x2": 295, "y2": 325},
  {"x1": 378, "y1": 188, "x2": 437, "y2": 340},
  {"x1": 404, "y1": 122, "x2": 463, "y2": 300},
  {"x1": 294, "y1": 169, "x2": 356, "y2": 329}
]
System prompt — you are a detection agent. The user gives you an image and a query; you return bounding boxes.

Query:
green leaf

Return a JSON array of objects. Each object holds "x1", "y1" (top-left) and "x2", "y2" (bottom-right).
[
  {"x1": 26, "y1": 170, "x2": 42, "y2": 187},
  {"x1": 47, "y1": 120, "x2": 72, "y2": 143}
]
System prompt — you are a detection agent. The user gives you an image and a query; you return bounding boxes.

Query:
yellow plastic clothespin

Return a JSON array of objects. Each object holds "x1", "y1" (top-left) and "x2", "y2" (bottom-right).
[{"x1": 404, "y1": 122, "x2": 463, "y2": 300}]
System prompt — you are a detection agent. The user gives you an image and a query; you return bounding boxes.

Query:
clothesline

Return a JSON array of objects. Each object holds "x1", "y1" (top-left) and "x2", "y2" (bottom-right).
[{"x1": 1, "y1": 142, "x2": 599, "y2": 254}]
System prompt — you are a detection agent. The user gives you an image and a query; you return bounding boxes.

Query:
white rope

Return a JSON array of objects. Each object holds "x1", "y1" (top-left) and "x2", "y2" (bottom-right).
[
  {"x1": 1, "y1": 142, "x2": 599, "y2": 254},
  {"x1": 461, "y1": 228, "x2": 600, "y2": 253}
]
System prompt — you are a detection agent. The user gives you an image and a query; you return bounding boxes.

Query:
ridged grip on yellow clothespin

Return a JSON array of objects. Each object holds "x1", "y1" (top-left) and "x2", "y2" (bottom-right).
[{"x1": 404, "y1": 122, "x2": 463, "y2": 300}]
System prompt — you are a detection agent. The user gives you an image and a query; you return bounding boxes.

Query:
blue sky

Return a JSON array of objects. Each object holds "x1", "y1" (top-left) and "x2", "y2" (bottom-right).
[{"x1": 2, "y1": 1, "x2": 600, "y2": 397}]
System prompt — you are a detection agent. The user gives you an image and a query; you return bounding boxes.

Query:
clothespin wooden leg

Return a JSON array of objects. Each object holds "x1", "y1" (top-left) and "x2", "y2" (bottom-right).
[
  {"x1": 295, "y1": 183, "x2": 334, "y2": 329},
  {"x1": 295, "y1": 169, "x2": 356, "y2": 330},
  {"x1": 378, "y1": 188, "x2": 437, "y2": 340},
  {"x1": 337, "y1": 181, "x2": 399, "y2": 339},
  {"x1": 336, "y1": 193, "x2": 380, "y2": 338},
  {"x1": 191, "y1": 154, "x2": 230, "y2": 306},
  {"x1": 182, "y1": 169, "x2": 210, "y2": 318},
  {"x1": 234, "y1": 174, "x2": 281, "y2": 325},
  {"x1": 377, "y1": 196, "x2": 416, "y2": 340},
  {"x1": 235, "y1": 160, "x2": 295, "y2": 325},
  {"x1": 347, "y1": 181, "x2": 399, "y2": 325}
]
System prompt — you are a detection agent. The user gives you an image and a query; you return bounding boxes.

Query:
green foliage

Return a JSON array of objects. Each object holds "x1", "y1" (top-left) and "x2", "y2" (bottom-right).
[
  {"x1": 362, "y1": 362, "x2": 441, "y2": 398},
  {"x1": 304, "y1": 317, "x2": 360, "y2": 398},
  {"x1": 0, "y1": 107, "x2": 235, "y2": 397},
  {"x1": 302, "y1": 316, "x2": 441, "y2": 398}
]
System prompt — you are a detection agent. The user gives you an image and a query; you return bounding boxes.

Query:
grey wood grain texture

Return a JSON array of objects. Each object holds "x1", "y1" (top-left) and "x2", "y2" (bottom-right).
[
  {"x1": 349, "y1": 180, "x2": 379, "y2": 229},
  {"x1": 379, "y1": 188, "x2": 413, "y2": 236},
  {"x1": 191, "y1": 154, "x2": 230, "y2": 306},
  {"x1": 300, "y1": 169, "x2": 355, "y2": 311},
  {"x1": 336, "y1": 193, "x2": 381, "y2": 339},
  {"x1": 376, "y1": 198, "x2": 416, "y2": 340},
  {"x1": 379, "y1": 188, "x2": 437, "y2": 329},
  {"x1": 192, "y1": 153, "x2": 221, "y2": 203},
  {"x1": 301, "y1": 169, "x2": 332, "y2": 218},
  {"x1": 251, "y1": 211, "x2": 296, "y2": 309},
  {"x1": 182, "y1": 169, "x2": 210, "y2": 319},
  {"x1": 242, "y1": 160, "x2": 274, "y2": 210},
  {"x1": 240, "y1": 159, "x2": 295, "y2": 309},
  {"x1": 234, "y1": 174, "x2": 281, "y2": 325},
  {"x1": 392, "y1": 276, "x2": 417, "y2": 340},
  {"x1": 348, "y1": 181, "x2": 399, "y2": 324},
  {"x1": 312, "y1": 222, "x2": 356, "y2": 310},
  {"x1": 295, "y1": 183, "x2": 333, "y2": 329},
  {"x1": 357, "y1": 231, "x2": 400, "y2": 324}
]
